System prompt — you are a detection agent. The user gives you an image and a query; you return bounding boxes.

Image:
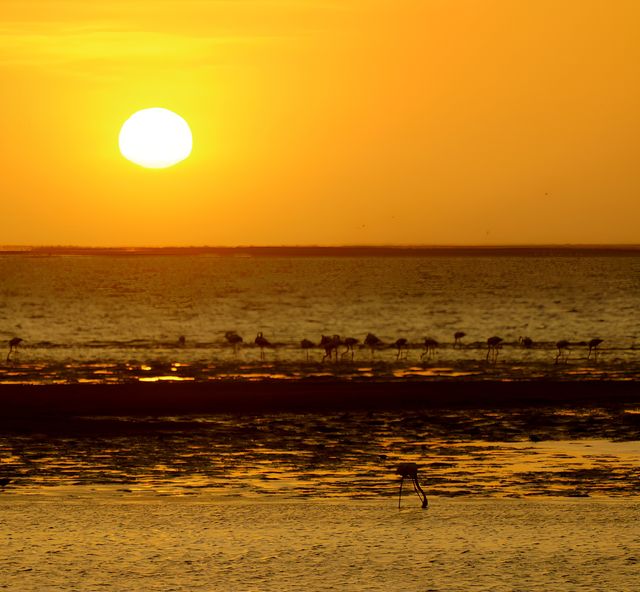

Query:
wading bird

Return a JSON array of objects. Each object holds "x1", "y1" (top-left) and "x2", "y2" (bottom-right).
[
  {"x1": 254, "y1": 332, "x2": 272, "y2": 360},
  {"x1": 555, "y1": 340, "x2": 570, "y2": 364},
  {"x1": 396, "y1": 463, "x2": 428, "y2": 509},
  {"x1": 300, "y1": 338, "x2": 315, "y2": 361},
  {"x1": 486, "y1": 336, "x2": 503, "y2": 363},
  {"x1": 394, "y1": 338, "x2": 409, "y2": 360},
  {"x1": 587, "y1": 338, "x2": 603, "y2": 361},
  {"x1": 177, "y1": 335, "x2": 186, "y2": 347},
  {"x1": 453, "y1": 331, "x2": 466, "y2": 347},
  {"x1": 364, "y1": 333, "x2": 382, "y2": 358},
  {"x1": 421, "y1": 337, "x2": 438, "y2": 360},
  {"x1": 0, "y1": 478, "x2": 11, "y2": 491},
  {"x1": 6, "y1": 337, "x2": 23, "y2": 362},
  {"x1": 225, "y1": 331, "x2": 243, "y2": 354},
  {"x1": 519, "y1": 336, "x2": 534, "y2": 349},
  {"x1": 341, "y1": 337, "x2": 359, "y2": 361},
  {"x1": 320, "y1": 334, "x2": 342, "y2": 362}
]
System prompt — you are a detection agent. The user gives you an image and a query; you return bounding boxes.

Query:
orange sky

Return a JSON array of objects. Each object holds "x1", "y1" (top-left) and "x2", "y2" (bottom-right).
[{"x1": 1, "y1": 0, "x2": 639, "y2": 246}]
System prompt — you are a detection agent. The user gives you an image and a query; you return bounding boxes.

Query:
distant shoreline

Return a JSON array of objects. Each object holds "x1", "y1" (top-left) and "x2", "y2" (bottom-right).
[
  {"x1": 2, "y1": 379, "x2": 639, "y2": 418},
  {"x1": 1, "y1": 245, "x2": 640, "y2": 257}
]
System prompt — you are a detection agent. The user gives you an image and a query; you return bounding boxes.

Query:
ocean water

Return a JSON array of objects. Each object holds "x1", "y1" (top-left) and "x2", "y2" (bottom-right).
[{"x1": 1, "y1": 252, "x2": 639, "y2": 382}]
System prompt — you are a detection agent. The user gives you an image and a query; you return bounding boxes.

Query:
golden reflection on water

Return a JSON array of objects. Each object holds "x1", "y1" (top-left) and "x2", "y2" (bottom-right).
[
  {"x1": 138, "y1": 376, "x2": 195, "y2": 382},
  {"x1": 2, "y1": 407, "x2": 639, "y2": 499}
]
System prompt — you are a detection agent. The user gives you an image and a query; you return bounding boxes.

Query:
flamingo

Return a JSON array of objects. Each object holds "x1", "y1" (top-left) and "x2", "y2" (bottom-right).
[
  {"x1": 320, "y1": 334, "x2": 342, "y2": 362},
  {"x1": 364, "y1": 333, "x2": 382, "y2": 358},
  {"x1": 6, "y1": 337, "x2": 23, "y2": 362},
  {"x1": 254, "y1": 332, "x2": 272, "y2": 360},
  {"x1": 421, "y1": 337, "x2": 438, "y2": 360},
  {"x1": 394, "y1": 338, "x2": 409, "y2": 360},
  {"x1": 453, "y1": 331, "x2": 466, "y2": 348},
  {"x1": 177, "y1": 335, "x2": 186, "y2": 347},
  {"x1": 225, "y1": 331, "x2": 243, "y2": 354},
  {"x1": 555, "y1": 340, "x2": 570, "y2": 364},
  {"x1": 587, "y1": 338, "x2": 603, "y2": 361},
  {"x1": 300, "y1": 339, "x2": 315, "y2": 361},
  {"x1": 486, "y1": 336, "x2": 503, "y2": 363},
  {"x1": 519, "y1": 336, "x2": 534, "y2": 349},
  {"x1": 396, "y1": 463, "x2": 428, "y2": 509},
  {"x1": 0, "y1": 478, "x2": 11, "y2": 491},
  {"x1": 341, "y1": 337, "x2": 359, "y2": 361}
]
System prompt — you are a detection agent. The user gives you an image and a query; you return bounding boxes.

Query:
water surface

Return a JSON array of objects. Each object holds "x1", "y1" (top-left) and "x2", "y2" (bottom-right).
[{"x1": 1, "y1": 252, "x2": 639, "y2": 383}]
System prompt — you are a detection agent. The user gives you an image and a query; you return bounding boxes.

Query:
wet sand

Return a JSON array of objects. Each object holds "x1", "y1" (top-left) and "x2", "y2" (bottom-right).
[
  {"x1": 2, "y1": 378, "x2": 640, "y2": 417},
  {"x1": 3, "y1": 495, "x2": 640, "y2": 592}
]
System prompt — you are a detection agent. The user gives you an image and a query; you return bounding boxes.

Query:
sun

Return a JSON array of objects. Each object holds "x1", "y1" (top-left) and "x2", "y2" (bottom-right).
[{"x1": 119, "y1": 108, "x2": 192, "y2": 169}]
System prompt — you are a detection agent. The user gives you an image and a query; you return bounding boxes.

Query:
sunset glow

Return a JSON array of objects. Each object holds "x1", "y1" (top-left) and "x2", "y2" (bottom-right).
[{"x1": 1, "y1": 0, "x2": 639, "y2": 245}]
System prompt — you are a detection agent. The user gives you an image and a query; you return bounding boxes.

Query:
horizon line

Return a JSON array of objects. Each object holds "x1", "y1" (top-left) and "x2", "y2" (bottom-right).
[{"x1": 2, "y1": 243, "x2": 640, "y2": 252}]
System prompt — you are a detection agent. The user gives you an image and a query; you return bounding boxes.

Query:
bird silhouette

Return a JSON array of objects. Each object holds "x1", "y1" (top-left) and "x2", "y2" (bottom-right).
[
  {"x1": 394, "y1": 338, "x2": 409, "y2": 360},
  {"x1": 320, "y1": 334, "x2": 342, "y2": 362},
  {"x1": 486, "y1": 336, "x2": 503, "y2": 363},
  {"x1": 225, "y1": 331, "x2": 243, "y2": 354},
  {"x1": 6, "y1": 337, "x2": 23, "y2": 362},
  {"x1": 453, "y1": 331, "x2": 466, "y2": 348},
  {"x1": 364, "y1": 333, "x2": 382, "y2": 357},
  {"x1": 555, "y1": 340, "x2": 570, "y2": 364},
  {"x1": 341, "y1": 337, "x2": 359, "y2": 361},
  {"x1": 519, "y1": 336, "x2": 534, "y2": 349},
  {"x1": 587, "y1": 338, "x2": 603, "y2": 361},
  {"x1": 254, "y1": 332, "x2": 272, "y2": 360},
  {"x1": 0, "y1": 478, "x2": 11, "y2": 491},
  {"x1": 300, "y1": 339, "x2": 315, "y2": 361},
  {"x1": 177, "y1": 335, "x2": 186, "y2": 347},
  {"x1": 396, "y1": 463, "x2": 428, "y2": 509},
  {"x1": 421, "y1": 337, "x2": 438, "y2": 360}
]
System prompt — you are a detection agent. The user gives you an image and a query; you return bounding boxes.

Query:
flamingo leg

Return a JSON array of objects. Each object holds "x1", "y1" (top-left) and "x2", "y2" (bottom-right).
[{"x1": 398, "y1": 477, "x2": 404, "y2": 509}]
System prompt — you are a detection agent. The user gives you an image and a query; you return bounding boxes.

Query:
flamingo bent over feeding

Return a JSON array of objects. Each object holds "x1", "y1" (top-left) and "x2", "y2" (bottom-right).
[
  {"x1": 587, "y1": 338, "x2": 603, "y2": 361},
  {"x1": 453, "y1": 331, "x2": 466, "y2": 348},
  {"x1": 6, "y1": 337, "x2": 23, "y2": 362},
  {"x1": 341, "y1": 337, "x2": 359, "y2": 361},
  {"x1": 364, "y1": 333, "x2": 382, "y2": 358},
  {"x1": 555, "y1": 340, "x2": 570, "y2": 364},
  {"x1": 394, "y1": 338, "x2": 408, "y2": 360},
  {"x1": 396, "y1": 463, "x2": 428, "y2": 509},
  {"x1": 486, "y1": 336, "x2": 503, "y2": 363},
  {"x1": 320, "y1": 334, "x2": 341, "y2": 362},
  {"x1": 421, "y1": 337, "x2": 438, "y2": 360},
  {"x1": 300, "y1": 339, "x2": 315, "y2": 361}
]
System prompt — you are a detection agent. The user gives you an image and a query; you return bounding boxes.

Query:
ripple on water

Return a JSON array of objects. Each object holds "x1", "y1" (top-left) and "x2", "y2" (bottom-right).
[{"x1": 1, "y1": 410, "x2": 639, "y2": 498}]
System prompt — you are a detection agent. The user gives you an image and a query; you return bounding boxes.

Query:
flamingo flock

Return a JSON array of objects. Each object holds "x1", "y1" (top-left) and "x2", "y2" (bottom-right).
[
  {"x1": 5, "y1": 332, "x2": 608, "y2": 365},
  {"x1": 216, "y1": 331, "x2": 608, "y2": 365}
]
